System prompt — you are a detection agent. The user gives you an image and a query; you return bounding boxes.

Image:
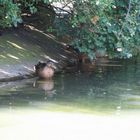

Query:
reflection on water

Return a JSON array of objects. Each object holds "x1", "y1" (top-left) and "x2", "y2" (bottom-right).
[
  {"x1": 0, "y1": 58, "x2": 140, "y2": 140},
  {"x1": 0, "y1": 58, "x2": 140, "y2": 115},
  {"x1": 33, "y1": 79, "x2": 55, "y2": 98}
]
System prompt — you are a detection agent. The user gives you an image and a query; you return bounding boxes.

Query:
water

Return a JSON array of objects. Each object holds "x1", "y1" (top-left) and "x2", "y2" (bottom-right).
[{"x1": 0, "y1": 58, "x2": 140, "y2": 140}]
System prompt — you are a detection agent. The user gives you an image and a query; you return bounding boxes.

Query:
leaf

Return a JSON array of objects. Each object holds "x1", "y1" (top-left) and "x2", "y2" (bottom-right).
[{"x1": 91, "y1": 16, "x2": 99, "y2": 24}]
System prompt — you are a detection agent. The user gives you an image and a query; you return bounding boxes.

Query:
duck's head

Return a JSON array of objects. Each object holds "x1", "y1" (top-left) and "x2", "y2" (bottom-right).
[{"x1": 46, "y1": 61, "x2": 56, "y2": 69}]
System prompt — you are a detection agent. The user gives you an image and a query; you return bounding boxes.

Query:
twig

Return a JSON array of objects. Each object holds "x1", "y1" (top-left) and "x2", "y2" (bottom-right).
[
  {"x1": 118, "y1": 0, "x2": 132, "y2": 36},
  {"x1": 52, "y1": 5, "x2": 73, "y2": 15}
]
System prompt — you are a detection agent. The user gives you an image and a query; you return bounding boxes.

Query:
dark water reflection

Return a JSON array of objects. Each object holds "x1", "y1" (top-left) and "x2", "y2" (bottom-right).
[{"x1": 0, "y1": 58, "x2": 140, "y2": 115}]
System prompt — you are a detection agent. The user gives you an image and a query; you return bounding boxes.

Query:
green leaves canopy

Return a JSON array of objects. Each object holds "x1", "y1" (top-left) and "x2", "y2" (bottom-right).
[{"x1": 0, "y1": 0, "x2": 140, "y2": 59}]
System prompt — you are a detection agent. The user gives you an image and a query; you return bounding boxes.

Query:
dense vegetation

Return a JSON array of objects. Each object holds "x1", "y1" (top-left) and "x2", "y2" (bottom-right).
[{"x1": 0, "y1": 0, "x2": 140, "y2": 59}]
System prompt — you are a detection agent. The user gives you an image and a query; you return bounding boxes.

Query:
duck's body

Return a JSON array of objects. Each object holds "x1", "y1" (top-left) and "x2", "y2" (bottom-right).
[
  {"x1": 39, "y1": 66, "x2": 54, "y2": 79},
  {"x1": 35, "y1": 61, "x2": 55, "y2": 79}
]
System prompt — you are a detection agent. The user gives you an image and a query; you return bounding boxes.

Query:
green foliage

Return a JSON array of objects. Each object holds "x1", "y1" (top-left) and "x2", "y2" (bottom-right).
[
  {"x1": 69, "y1": 0, "x2": 140, "y2": 59},
  {"x1": 0, "y1": 0, "x2": 139, "y2": 59},
  {"x1": 0, "y1": 0, "x2": 22, "y2": 27},
  {"x1": 0, "y1": 0, "x2": 50, "y2": 27}
]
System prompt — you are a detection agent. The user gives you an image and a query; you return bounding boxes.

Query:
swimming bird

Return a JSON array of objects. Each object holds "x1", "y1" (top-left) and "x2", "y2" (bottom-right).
[{"x1": 34, "y1": 61, "x2": 55, "y2": 79}]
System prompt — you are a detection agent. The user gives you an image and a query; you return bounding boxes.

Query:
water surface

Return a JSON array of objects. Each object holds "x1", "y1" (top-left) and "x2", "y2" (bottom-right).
[
  {"x1": 0, "y1": 59, "x2": 140, "y2": 114},
  {"x1": 0, "y1": 58, "x2": 140, "y2": 140}
]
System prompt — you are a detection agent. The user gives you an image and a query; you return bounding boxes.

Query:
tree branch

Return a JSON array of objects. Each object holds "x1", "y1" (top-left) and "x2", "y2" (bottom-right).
[{"x1": 119, "y1": 0, "x2": 132, "y2": 36}]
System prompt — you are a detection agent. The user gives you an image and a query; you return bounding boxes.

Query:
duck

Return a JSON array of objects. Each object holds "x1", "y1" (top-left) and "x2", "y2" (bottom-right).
[{"x1": 34, "y1": 61, "x2": 56, "y2": 79}]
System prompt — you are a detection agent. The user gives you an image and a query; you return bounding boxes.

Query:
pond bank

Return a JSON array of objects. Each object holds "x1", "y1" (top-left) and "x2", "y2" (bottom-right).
[{"x1": 0, "y1": 27, "x2": 78, "y2": 82}]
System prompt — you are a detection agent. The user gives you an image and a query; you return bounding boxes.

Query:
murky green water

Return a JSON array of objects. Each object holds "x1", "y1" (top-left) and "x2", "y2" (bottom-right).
[
  {"x1": 0, "y1": 58, "x2": 140, "y2": 115},
  {"x1": 0, "y1": 59, "x2": 140, "y2": 140}
]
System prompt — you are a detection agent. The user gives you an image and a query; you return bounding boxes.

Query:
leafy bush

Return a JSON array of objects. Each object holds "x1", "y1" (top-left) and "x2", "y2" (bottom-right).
[
  {"x1": 0, "y1": 0, "x2": 22, "y2": 27},
  {"x1": 0, "y1": 0, "x2": 140, "y2": 59},
  {"x1": 0, "y1": 0, "x2": 49, "y2": 27},
  {"x1": 69, "y1": 0, "x2": 140, "y2": 59}
]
